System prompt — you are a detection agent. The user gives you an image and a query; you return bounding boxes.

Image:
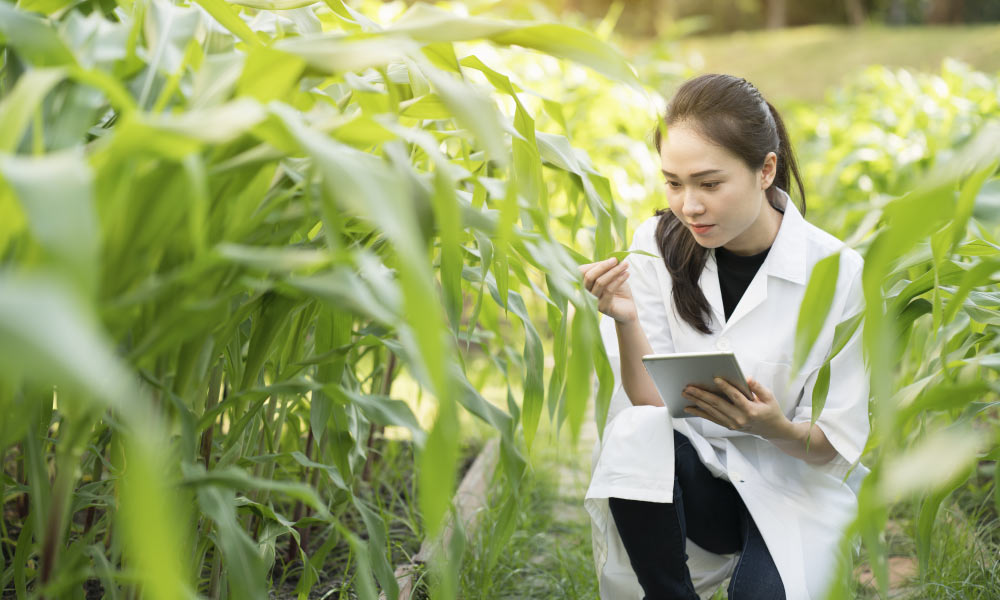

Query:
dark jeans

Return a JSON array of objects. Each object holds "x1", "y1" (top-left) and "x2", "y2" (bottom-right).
[{"x1": 608, "y1": 430, "x2": 785, "y2": 600}]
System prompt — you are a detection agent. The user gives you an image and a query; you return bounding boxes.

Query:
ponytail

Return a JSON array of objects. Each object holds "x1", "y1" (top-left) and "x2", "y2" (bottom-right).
[{"x1": 765, "y1": 101, "x2": 806, "y2": 216}]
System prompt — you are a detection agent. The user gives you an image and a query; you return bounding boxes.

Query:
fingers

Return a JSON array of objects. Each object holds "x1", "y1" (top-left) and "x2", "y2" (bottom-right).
[
  {"x1": 594, "y1": 261, "x2": 628, "y2": 296},
  {"x1": 604, "y1": 269, "x2": 630, "y2": 296},
  {"x1": 577, "y1": 256, "x2": 618, "y2": 277},
  {"x1": 595, "y1": 269, "x2": 630, "y2": 315},
  {"x1": 683, "y1": 385, "x2": 745, "y2": 430},
  {"x1": 581, "y1": 258, "x2": 628, "y2": 298},
  {"x1": 683, "y1": 402, "x2": 736, "y2": 430},
  {"x1": 683, "y1": 405, "x2": 718, "y2": 423},
  {"x1": 746, "y1": 377, "x2": 775, "y2": 404},
  {"x1": 713, "y1": 377, "x2": 753, "y2": 409}
]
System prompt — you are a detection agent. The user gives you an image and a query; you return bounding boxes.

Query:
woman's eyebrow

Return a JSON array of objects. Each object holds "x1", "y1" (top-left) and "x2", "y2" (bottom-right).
[{"x1": 661, "y1": 169, "x2": 724, "y2": 178}]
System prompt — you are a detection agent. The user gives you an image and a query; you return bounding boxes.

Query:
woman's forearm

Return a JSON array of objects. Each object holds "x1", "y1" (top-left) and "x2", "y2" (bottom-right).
[
  {"x1": 766, "y1": 419, "x2": 838, "y2": 465},
  {"x1": 615, "y1": 317, "x2": 663, "y2": 407}
]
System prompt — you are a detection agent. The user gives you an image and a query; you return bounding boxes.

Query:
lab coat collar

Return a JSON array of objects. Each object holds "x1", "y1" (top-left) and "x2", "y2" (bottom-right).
[{"x1": 701, "y1": 187, "x2": 808, "y2": 332}]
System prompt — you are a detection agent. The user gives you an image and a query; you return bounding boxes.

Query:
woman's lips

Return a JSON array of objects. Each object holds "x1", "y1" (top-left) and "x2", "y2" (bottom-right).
[{"x1": 690, "y1": 224, "x2": 714, "y2": 234}]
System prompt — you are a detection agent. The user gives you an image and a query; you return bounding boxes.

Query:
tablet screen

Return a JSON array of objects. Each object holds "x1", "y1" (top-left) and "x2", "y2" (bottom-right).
[{"x1": 641, "y1": 351, "x2": 751, "y2": 419}]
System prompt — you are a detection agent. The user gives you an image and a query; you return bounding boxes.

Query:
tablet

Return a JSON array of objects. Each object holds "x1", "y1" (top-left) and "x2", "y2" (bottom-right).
[{"x1": 641, "y1": 351, "x2": 751, "y2": 419}]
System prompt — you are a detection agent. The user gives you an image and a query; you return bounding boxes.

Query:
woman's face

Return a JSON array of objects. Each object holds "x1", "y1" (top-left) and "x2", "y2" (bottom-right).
[{"x1": 659, "y1": 122, "x2": 779, "y2": 255}]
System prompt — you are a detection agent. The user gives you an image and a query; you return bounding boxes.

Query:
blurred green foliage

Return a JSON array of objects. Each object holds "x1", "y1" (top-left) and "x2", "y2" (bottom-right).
[
  {"x1": 536, "y1": 0, "x2": 1000, "y2": 36},
  {"x1": 1, "y1": 0, "x2": 1000, "y2": 599},
  {"x1": 0, "y1": 0, "x2": 640, "y2": 597},
  {"x1": 789, "y1": 58, "x2": 1000, "y2": 236}
]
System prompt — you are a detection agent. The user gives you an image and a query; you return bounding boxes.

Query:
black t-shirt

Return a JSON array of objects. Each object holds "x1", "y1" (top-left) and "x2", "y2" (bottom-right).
[
  {"x1": 716, "y1": 244, "x2": 771, "y2": 322},
  {"x1": 716, "y1": 202, "x2": 785, "y2": 321}
]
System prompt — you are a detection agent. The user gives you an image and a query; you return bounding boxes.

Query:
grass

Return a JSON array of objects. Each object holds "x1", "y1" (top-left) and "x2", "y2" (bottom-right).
[
  {"x1": 457, "y1": 457, "x2": 598, "y2": 599},
  {"x1": 633, "y1": 24, "x2": 1000, "y2": 102},
  {"x1": 455, "y1": 409, "x2": 601, "y2": 599},
  {"x1": 264, "y1": 436, "x2": 482, "y2": 600},
  {"x1": 849, "y1": 497, "x2": 1000, "y2": 599},
  {"x1": 452, "y1": 415, "x2": 999, "y2": 600}
]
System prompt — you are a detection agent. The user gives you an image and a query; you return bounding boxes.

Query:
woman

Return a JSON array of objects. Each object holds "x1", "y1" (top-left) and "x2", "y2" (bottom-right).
[{"x1": 579, "y1": 74, "x2": 871, "y2": 600}]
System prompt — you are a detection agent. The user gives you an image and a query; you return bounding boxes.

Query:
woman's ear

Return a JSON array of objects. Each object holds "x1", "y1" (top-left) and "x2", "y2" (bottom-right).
[{"x1": 761, "y1": 151, "x2": 777, "y2": 189}]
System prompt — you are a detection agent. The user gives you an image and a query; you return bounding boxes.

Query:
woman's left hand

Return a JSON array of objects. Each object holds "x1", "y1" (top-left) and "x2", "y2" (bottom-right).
[{"x1": 682, "y1": 376, "x2": 791, "y2": 440}]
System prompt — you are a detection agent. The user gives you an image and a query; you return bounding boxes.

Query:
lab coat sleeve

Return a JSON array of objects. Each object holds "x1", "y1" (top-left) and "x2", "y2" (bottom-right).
[
  {"x1": 598, "y1": 217, "x2": 675, "y2": 426},
  {"x1": 791, "y1": 258, "x2": 870, "y2": 466},
  {"x1": 627, "y1": 218, "x2": 676, "y2": 357}
]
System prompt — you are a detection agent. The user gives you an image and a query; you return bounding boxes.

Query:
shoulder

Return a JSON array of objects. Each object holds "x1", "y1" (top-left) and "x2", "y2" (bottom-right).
[
  {"x1": 800, "y1": 219, "x2": 864, "y2": 279},
  {"x1": 798, "y1": 220, "x2": 865, "y2": 315}
]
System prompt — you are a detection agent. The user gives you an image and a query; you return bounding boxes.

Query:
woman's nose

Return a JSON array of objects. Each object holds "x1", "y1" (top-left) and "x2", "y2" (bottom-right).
[{"x1": 682, "y1": 191, "x2": 705, "y2": 217}]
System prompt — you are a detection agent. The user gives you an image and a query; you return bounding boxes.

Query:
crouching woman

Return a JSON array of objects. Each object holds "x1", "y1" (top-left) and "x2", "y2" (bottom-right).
[{"x1": 579, "y1": 74, "x2": 871, "y2": 600}]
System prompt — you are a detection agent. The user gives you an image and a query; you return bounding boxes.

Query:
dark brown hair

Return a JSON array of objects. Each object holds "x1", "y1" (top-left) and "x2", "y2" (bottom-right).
[{"x1": 652, "y1": 74, "x2": 805, "y2": 334}]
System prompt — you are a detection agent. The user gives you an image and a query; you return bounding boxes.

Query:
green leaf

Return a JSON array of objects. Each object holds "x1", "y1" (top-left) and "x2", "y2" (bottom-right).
[
  {"x1": 236, "y1": 46, "x2": 305, "y2": 102},
  {"x1": 142, "y1": 98, "x2": 267, "y2": 145},
  {"x1": 312, "y1": 308, "x2": 352, "y2": 444},
  {"x1": 507, "y1": 293, "x2": 544, "y2": 450},
  {"x1": 810, "y1": 361, "x2": 831, "y2": 428},
  {"x1": 859, "y1": 504, "x2": 890, "y2": 599},
  {"x1": 603, "y1": 249, "x2": 658, "y2": 262},
  {"x1": 353, "y1": 496, "x2": 399, "y2": 600},
  {"x1": 216, "y1": 243, "x2": 333, "y2": 272},
  {"x1": 181, "y1": 464, "x2": 329, "y2": 516},
  {"x1": 418, "y1": 388, "x2": 458, "y2": 537},
  {"x1": 0, "y1": 275, "x2": 131, "y2": 411},
  {"x1": 0, "y1": 68, "x2": 65, "y2": 153},
  {"x1": 399, "y1": 94, "x2": 452, "y2": 119},
  {"x1": 829, "y1": 310, "x2": 864, "y2": 361},
  {"x1": 563, "y1": 301, "x2": 596, "y2": 443},
  {"x1": 592, "y1": 329, "x2": 615, "y2": 440},
  {"x1": 0, "y1": 3, "x2": 75, "y2": 66},
  {"x1": 793, "y1": 251, "x2": 841, "y2": 374},
  {"x1": 430, "y1": 167, "x2": 464, "y2": 329},
  {"x1": 335, "y1": 524, "x2": 379, "y2": 600},
  {"x1": 915, "y1": 481, "x2": 966, "y2": 577},
  {"x1": 388, "y1": 4, "x2": 641, "y2": 88},
  {"x1": 16, "y1": 0, "x2": 76, "y2": 16},
  {"x1": 284, "y1": 269, "x2": 400, "y2": 326},
  {"x1": 275, "y1": 34, "x2": 419, "y2": 73},
  {"x1": 0, "y1": 150, "x2": 99, "y2": 296},
  {"x1": 422, "y1": 65, "x2": 508, "y2": 166},
  {"x1": 119, "y1": 439, "x2": 195, "y2": 600},
  {"x1": 995, "y1": 461, "x2": 1000, "y2": 526},
  {"x1": 195, "y1": 484, "x2": 267, "y2": 599},
  {"x1": 940, "y1": 257, "x2": 1000, "y2": 325},
  {"x1": 490, "y1": 24, "x2": 640, "y2": 89},
  {"x1": 333, "y1": 386, "x2": 427, "y2": 447},
  {"x1": 877, "y1": 427, "x2": 985, "y2": 503},
  {"x1": 239, "y1": 292, "x2": 299, "y2": 392},
  {"x1": 225, "y1": 0, "x2": 317, "y2": 8},
  {"x1": 194, "y1": 0, "x2": 262, "y2": 46},
  {"x1": 286, "y1": 450, "x2": 349, "y2": 491}
]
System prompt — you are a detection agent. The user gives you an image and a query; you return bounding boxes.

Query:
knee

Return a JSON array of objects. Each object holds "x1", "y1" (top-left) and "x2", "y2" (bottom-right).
[
  {"x1": 728, "y1": 569, "x2": 785, "y2": 600},
  {"x1": 673, "y1": 430, "x2": 695, "y2": 463},
  {"x1": 608, "y1": 496, "x2": 655, "y2": 523},
  {"x1": 672, "y1": 431, "x2": 701, "y2": 473},
  {"x1": 673, "y1": 429, "x2": 691, "y2": 449}
]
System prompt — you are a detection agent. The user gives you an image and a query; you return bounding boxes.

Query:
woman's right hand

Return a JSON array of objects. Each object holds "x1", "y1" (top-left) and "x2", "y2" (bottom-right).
[{"x1": 578, "y1": 257, "x2": 637, "y2": 323}]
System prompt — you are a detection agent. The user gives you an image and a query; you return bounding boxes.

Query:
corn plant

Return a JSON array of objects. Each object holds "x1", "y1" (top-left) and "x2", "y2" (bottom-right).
[
  {"x1": 0, "y1": 0, "x2": 643, "y2": 597},
  {"x1": 781, "y1": 63, "x2": 1000, "y2": 597}
]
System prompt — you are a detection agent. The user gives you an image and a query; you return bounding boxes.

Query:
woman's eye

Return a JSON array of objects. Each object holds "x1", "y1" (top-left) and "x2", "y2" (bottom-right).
[
  {"x1": 665, "y1": 181, "x2": 681, "y2": 188},
  {"x1": 702, "y1": 182, "x2": 720, "y2": 189}
]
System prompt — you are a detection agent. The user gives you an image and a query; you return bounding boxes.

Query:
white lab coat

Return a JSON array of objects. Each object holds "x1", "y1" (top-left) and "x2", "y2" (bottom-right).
[{"x1": 585, "y1": 187, "x2": 871, "y2": 600}]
